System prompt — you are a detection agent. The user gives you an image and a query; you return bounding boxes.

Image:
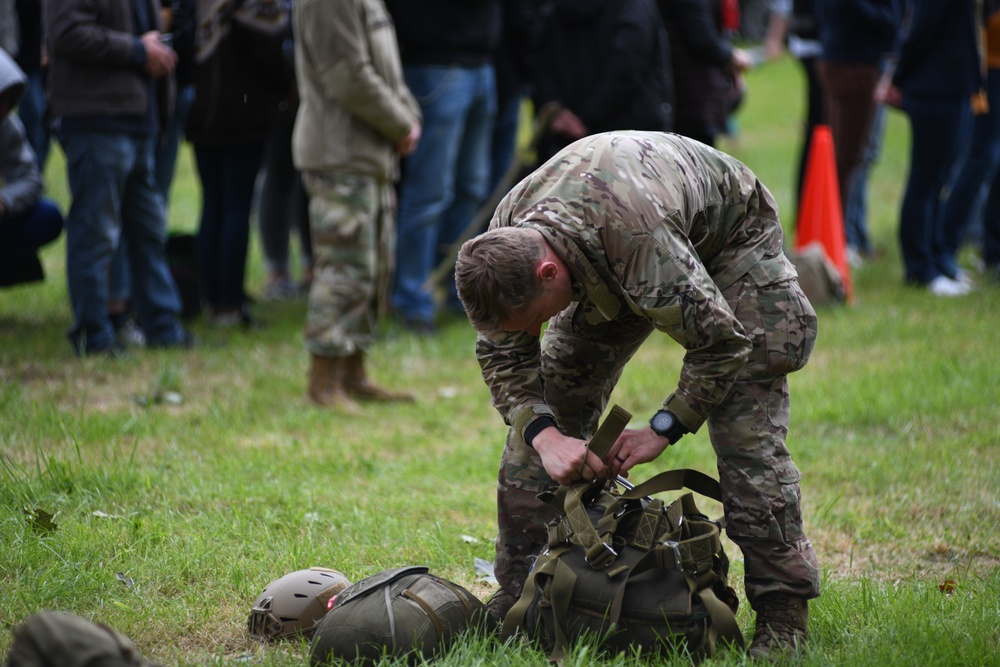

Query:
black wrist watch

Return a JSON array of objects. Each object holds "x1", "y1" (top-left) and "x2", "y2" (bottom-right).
[{"x1": 649, "y1": 409, "x2": 687, "y2": 444}]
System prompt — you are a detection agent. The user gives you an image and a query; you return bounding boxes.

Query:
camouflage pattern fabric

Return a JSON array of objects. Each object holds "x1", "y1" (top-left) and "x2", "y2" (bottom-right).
[
  {"x1": 303, "y1": 171, "x2": 394, "y2": 358},
  {"x1": 483, "y1": 131, "x2": 820, "y2": 605}
]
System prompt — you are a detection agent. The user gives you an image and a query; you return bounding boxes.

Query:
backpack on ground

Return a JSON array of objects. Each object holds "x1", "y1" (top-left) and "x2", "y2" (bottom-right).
[
  {"x1": 502, "y1": 469, "x2": 744, "y2": 663},
  {"x1": 308, "y1": 566, "x2": 497, "y2": 666},
  {"x1": 4, "y1": 611, "x2": 161, "y2": 667}
]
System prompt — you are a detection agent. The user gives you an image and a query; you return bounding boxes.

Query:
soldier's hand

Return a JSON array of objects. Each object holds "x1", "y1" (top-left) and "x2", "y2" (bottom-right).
[
  {"x1": 141, "y1": 31, "x2": 177, "y2": 79},
  {"x1": 532, "y1": 428, "x2": 607, "y2": 486},
  {"x1": 396, "y1": 121, "x2": 421, "y2": 156},
  {"x1": 605, "y1": 428, "x2": 670, "y2": 478}
]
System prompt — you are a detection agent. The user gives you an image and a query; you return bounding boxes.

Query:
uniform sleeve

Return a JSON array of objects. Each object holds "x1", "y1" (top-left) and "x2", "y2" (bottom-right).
[
  {"x1": 295, "y1": 0, "x2": 416, "y2": 143},
  {"x1": 475, "y1": 331, "x2": 559, "y2": 440},
  {"x1": 621, "y1": 228, "x2": 752, "y2": 431}
]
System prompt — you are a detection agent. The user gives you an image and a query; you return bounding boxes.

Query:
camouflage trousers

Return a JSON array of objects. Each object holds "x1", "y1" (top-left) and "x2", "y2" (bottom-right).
[
  {"x1": 301, "y1": 171, "x2": 394, "y2": 358},
  {"x1": 495, "y1": 270, "x2": 821, "y2": 608}
]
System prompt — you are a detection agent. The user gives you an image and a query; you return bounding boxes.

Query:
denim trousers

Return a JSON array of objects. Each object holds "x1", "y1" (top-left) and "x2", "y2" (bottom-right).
[
  {"x1": 898, "y1": 94, "x2": 973, "y2": 284},
  {"x1": 58, "y1": 130, "x2": 185, "y2": 352},
  {"x1": 0, "y1": 198, "x2": 64, "y2": 267},
  {"x1": 843, "y1": 101, "x2": 887, "y2": 254},
  {"x1": 940, "y1": 69, "x2": 1000, "y2": 274},
  {"x1": 154, "y1": 84, "x2": 196, "y2": 202},
  {"x1": 193, "y1": 142, "x2": 265, "y2": 311},
  {"x1": 17, "y1": 70, "x2": 51, "y2": 170},
  {"x1": 391, "y1": 63, "x2": 497, "y2": 323}
]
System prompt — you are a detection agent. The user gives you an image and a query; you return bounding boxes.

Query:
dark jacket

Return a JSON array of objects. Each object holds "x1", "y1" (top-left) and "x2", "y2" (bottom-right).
[
  {"x1": 184, "y1": 0, "x2": 291, "y2": 146},
  {"x1": 892, "y1": 0, "x2": 982, "y2": 99},
  {"x1": 659, "y1": 0, "x2": 737, "y2": 139},
  {"x1": 815, "y1": 0, "x2": 900, "y2": 64},
  {"x1": 43, "y1": 0, "x2": 172, "y2": 132},
  {"x1": 385, "y1": 0, "x2": 500, "y2": 67},
  {"x1": 533, "y1": 0, "x2": 675, "y2": 160}
]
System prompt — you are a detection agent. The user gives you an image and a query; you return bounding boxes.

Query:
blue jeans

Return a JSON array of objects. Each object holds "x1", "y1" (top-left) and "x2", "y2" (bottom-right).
[
  {"x1": 898, "y1": 94, "x2": 973, "y2": 284},
  {"x1": 155, "y1": 84, "x2": 196, "y2": 202},
  {"x1": 391, "y1": 64, "x2": 497, "y2": 323},
  {"x1": 17, "y1": 70, "x2": 51, "y2": 170},
  {"x1": 940, "y1": 69, "x2": 1000, "y2": 275},
  {"x1": 0, "y1": 198, "x2": 64, "y2": 284},
  {"x1": 58, "y1": 130, "x2": 186, "y2": 352},
  {"x1": 490, "y1": 89, "x2": 523, "y2": 195},
  {"x1": 844, "y1": 100, "x2": 887, "y2": 254},
  {"x1": 193, "y1": 142, "x2": 265, "y2": 311}
]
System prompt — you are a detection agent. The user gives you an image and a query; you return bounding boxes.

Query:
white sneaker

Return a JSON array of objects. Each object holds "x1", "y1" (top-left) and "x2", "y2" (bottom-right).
[
  {"x1": 927, "y1": 275, "x2": 972, "y2": 297},
  {"x1": 115, "y1": 319, "x2": 147, "y2": 348}
]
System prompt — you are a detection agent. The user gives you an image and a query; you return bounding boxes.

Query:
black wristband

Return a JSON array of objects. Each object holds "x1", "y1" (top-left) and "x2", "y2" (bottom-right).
[{"x1": 524, "y1": 416, "x2": 557, "y2": 449}]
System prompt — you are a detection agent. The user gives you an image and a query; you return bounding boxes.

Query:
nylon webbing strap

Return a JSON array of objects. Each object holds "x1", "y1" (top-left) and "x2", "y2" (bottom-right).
[
  {"x1": 621, "y1": 468, "x2": 723, "y2": 504},
  {"x1": 587, "y1": 404, "x2": 632, "y2": 458},
  {"x1": 402, "y1": 589, "x2": 444, "y2": 639}
]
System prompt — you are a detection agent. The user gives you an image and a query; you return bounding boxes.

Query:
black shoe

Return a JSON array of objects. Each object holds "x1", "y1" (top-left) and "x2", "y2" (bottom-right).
[
  {"x1": 147, "y1": 329, "x2": 196, "y2": 350},
  {"x1": 71, "y1": 340, "x2": 128, "y2": 359}
]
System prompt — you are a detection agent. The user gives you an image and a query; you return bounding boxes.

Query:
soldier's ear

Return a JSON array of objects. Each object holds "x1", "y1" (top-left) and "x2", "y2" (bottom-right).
[{"x1": 537, "y1": 260, "x2": 559, "y2": 283}]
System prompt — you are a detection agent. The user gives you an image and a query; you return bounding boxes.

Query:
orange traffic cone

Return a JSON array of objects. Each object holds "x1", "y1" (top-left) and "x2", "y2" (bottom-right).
[{"x1": 795, "y1": 125, "x2": 853, "y2": 303}]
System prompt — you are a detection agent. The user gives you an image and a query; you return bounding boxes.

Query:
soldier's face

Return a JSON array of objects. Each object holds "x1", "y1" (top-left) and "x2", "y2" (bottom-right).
[{"x1": 501, "y1": 259, "x2": 573, "y2": 337}]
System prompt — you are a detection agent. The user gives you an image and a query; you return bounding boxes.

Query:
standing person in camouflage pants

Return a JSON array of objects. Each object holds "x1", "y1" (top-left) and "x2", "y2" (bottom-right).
[
  {"x1": 292, "y1": 0, "x2": 421, "y2": 409},
  {"x1": 455, "y1": 131, "x2": 820, "y2": 659}
]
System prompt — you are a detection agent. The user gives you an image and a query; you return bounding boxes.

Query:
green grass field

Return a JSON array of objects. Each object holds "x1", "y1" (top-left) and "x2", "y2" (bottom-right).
[{"x1": 1, "y1": 56, "x2": 998, "y2": 666}]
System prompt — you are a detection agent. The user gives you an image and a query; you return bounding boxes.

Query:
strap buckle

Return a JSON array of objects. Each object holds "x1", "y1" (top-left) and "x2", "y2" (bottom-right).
[
  {"x1": 584, "y1": 541, "x2": 619, "y2": 569},
  {"x1": 663, "y1": 540, "x2": 685, "y2": 573}
]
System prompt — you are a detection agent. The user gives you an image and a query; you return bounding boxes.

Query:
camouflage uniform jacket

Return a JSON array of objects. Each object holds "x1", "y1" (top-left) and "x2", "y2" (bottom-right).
[
  {"x1": 477, "y1": 130, "x2": 797, "y2": 439},
  {"x1": 292, "y1": 0, "x2": 420, "y2": 180}
]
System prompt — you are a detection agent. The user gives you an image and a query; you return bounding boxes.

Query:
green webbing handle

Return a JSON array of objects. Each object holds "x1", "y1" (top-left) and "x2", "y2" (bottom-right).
[{"x1": 587, "y1": 404, "x2": 632, "y2": 458}]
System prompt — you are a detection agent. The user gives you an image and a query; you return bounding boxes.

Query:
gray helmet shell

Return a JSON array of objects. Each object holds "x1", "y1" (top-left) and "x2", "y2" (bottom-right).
[{"x1": 248, "y1": 567, "x2": 352, "y2": 640}]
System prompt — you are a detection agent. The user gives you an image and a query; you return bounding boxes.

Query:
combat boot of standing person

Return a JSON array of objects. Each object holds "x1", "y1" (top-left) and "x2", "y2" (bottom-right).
[
  {"x1": 455, "y1": 131, "x2": 820, "y2": 658},
  {"x1": 292, "y1": 0, "x2": 421, "y2": 408}
]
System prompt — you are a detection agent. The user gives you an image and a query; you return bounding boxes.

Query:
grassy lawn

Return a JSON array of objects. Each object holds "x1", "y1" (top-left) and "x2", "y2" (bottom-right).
[{"x1": 1, "y1": 56, "x2": 998, "y2": 666}]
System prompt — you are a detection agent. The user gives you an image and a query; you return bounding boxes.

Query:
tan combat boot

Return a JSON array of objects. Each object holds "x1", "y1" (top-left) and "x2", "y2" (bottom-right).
[
  {"x1": 748, "y1": 593, "x2": 809, "y2": 660},
  {"x1": 307, "y1": 354, "x2": 360, "y2": 412},
  {"x1": 343, "y1": 350, "x2": 414, "y2": 402},
  {"x1": 485, "y1": 588, "x2": 519, "y2": 626}
]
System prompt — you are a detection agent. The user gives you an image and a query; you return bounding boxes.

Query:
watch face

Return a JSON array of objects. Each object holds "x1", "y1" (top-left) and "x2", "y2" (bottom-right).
[{"x1": 651, "y1": 411, "x2": 674, "y2": 433}]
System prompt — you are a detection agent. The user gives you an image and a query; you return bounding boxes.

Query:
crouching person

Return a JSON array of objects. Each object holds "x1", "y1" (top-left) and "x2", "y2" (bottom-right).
[{"x1": 0, "y1": 49, "x2": 63, "y2": 288}]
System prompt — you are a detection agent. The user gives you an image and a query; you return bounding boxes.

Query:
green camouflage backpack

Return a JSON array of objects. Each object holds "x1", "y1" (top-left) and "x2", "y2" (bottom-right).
[
  {"x1": 308, "y1": 566, "x2": 497, "y2": 666},
  {"x1": 502, "y1": 470, "x2": 744, "y2": 662}
]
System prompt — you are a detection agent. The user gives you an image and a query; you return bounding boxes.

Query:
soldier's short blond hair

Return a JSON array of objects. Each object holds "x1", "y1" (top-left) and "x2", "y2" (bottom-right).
[{"x1": 455, "y1": 227, "x2": 546, "y2": 336}]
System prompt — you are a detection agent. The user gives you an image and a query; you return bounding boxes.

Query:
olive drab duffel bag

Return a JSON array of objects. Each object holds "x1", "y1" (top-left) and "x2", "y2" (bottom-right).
[
  {"x1": 308, "y1": 566, "x2": 497, "y2": 666},
  {"x1": 501, "y1": 405, "x2": 744, "y2": 663}
]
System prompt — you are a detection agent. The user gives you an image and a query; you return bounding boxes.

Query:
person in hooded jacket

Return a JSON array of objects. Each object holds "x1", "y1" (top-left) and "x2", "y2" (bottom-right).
[{"x1": 0, "y1": 47, "x2": 63, "y2": 288}]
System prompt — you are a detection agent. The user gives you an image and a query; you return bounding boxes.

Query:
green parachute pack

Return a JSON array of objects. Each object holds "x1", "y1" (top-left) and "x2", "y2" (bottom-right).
[
  {"x1": 501, "y1": 406, "x2": 745, "y2": 662},
  {"x1": 309, "y1": 566, "x2": 497, "y2": 666}
]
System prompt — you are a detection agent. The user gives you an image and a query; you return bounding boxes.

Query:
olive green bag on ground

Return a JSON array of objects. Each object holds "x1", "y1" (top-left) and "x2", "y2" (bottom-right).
[
  {"x1": 502, "y1": 407, "x2": 744, "y2": 663},
  {"x1": 502, "y1": 471, "x2": 744, "y2": 662},
  {"x1": 4, "y1": 611, "x2": 161, "y2": 667},
  {"x1": 309, "y1": 566, "x2": 497, "y2": 666}
]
